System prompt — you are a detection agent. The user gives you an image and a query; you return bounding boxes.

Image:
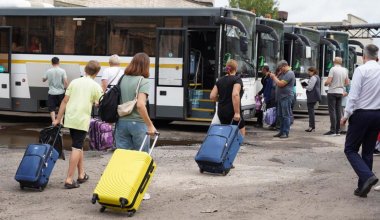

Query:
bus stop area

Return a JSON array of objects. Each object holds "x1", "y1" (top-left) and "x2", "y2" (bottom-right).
[{"x1": 1, "y1": 112, "x2": 380, "y2": 220}]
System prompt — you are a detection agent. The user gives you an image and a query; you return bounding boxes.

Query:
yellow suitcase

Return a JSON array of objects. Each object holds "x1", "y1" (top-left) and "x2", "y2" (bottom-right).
[{"x1": 92, "y1": 133, "x2": 159, "y2": 216}]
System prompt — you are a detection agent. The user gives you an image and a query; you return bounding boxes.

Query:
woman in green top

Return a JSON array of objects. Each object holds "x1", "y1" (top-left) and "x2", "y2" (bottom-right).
[{"x1": 115, "y1": 53, "x2": 157, "y2": 152}]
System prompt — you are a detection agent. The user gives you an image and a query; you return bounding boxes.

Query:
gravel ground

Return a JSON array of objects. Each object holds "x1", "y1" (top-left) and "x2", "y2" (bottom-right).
[{"x1": 0, "y1": 113, "x2": 380, "y2": 220}]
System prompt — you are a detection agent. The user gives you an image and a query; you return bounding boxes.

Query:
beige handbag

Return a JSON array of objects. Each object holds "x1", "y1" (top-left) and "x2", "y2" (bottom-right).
[{"x1": 117, "y1": 77, "x2": 143, "y2": 117}]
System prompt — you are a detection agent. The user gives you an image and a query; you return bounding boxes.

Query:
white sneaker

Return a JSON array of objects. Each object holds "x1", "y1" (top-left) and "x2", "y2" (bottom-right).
[
  {"x1": 143, "y1": 193, "x2": 151, "y2": 200},
  {"x1": 374, "y1": 185, "x2": 380, "y2": 191}
]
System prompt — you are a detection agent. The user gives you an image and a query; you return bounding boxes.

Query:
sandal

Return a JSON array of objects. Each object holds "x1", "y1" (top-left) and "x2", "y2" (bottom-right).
[
  {"x1": 77, "y1": 173, "x2": 89, "y2": 184},
  {"x1": 64, "y1": 180, "x2": 80, "y2": 189}
]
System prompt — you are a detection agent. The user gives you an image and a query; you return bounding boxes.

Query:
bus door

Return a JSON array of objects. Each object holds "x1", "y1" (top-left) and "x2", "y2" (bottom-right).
[
  {"x1": 0, "y1": 27, "x2": 12, "y2": 110},
  {"x1": 155, "y1": 28, "x2": 186, "y2": 119}
]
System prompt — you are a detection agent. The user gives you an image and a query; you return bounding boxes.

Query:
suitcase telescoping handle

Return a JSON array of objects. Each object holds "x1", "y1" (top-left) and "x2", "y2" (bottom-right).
[
  {"x1": 139, "y1": 132, "x2": 160, "y2": 155},
  {"x1": 51, "y1": 124, "x2": 63, "y2": 147},
  {"x1": 230, "y1": 119, "x2": 241, "y2": 127}
]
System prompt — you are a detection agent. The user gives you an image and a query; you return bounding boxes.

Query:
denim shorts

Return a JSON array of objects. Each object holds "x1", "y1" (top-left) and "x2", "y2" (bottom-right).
[{"x1": 115, "y1": 120, "x2": 149, "y2": 153}]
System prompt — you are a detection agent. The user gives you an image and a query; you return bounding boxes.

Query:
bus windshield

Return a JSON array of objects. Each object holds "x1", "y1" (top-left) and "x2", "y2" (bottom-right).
[
  {"x1": 257, "y1": 21, "x2": 283, "y2": 74},
  {"x1": 294, "y1": 29, "x2": 319, "y2": 77},
  {"x1": 224, "y1": 11, "x2": 255, "y2": 78}
]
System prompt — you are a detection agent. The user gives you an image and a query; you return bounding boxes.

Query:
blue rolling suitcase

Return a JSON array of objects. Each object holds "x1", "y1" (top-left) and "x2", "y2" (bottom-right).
[
  {"x1": 15, "y1": 125, "x2": 61, "y2": 191},
  {"x1": 195, "y1": 124, "x2": 243, "y2": 175}
]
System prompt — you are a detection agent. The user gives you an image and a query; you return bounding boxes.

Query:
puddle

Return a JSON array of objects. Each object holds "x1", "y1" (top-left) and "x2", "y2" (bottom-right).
[{"x1": 0, "y1": 124, "x2": 202, "y2": 151}]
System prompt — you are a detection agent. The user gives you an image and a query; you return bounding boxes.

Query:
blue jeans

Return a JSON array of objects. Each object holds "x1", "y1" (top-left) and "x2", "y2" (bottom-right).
[
  {"x1": 344, "y1": 110, "x2": 380, "y2": 188},
  {"x1": 277, "y1": 96, "x2": 293, "y2": 136},
  {"x1": 115, "y1": 120, "x2": 149, "y2": 153}
]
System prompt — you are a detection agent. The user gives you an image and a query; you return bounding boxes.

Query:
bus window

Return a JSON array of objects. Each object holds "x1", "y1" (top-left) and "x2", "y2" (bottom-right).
[
  {"x1": 164, "y1": 17, "x2": 182, "y2": 28},
  {"x1": 5, "y1": 17, "x2": 26, "y2": 53},
  {"x1": 159, "y1": 31, "x2": 183, "y2": 58},
  {"x1": 28, "y1": 17, "x2": 52, "y2": 54},
  {"x1": 54, "y1": 17, "x2": 106, "y2": 55},
  {"x1": 109, "y1": 17, "x2": 160, "y2": 57}
]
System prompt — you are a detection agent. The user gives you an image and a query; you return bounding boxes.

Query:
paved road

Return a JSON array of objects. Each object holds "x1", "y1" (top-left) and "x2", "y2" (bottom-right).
[{"x1": 1, "y1": 113, "x2": 380, "y2": 219}]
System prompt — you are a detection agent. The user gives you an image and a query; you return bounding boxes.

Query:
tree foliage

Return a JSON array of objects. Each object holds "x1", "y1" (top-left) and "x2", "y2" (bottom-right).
[{"x1": 229, "y1": 0, "x2": 279, "y2": 19}]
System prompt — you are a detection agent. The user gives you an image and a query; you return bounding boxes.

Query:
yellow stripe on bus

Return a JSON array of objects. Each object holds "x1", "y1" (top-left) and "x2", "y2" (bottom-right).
[{"x1": 2, "y1": 59, "x2": 183, "y2": 69}]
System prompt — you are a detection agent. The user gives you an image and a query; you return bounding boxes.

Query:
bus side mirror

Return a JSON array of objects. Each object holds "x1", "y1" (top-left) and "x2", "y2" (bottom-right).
[{"x1": 240, "y1": 36, "x2": 248, "y2": 53}]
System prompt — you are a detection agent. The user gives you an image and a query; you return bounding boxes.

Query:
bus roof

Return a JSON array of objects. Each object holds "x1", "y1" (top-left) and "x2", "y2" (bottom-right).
[
  {"x1": 319, "y1": 30, "x2": 349, "y2": 37},
  {"x1": 0, "y1": 7, "x2": 254, "y2": 17},
  {"x1": 284, "y1": 25, "x2": 320, "y2": 34},
  {"x1": 256, "y1": 17, "x2": 284, "y2": 26}
]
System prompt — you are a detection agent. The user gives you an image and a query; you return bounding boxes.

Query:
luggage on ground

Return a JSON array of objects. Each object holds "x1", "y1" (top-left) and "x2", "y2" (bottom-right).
[
  {"x1": 264, "y1": 107, "x2": 276, "y2": 126},
  {"x1": 195, "y1": 123, "x2": 243, "y2": 175},
  {"x1": 15, "y1": 125, "x2": 61, "y2": 191},
  {"x1": 89, "y1": 118, "x2": 114, "y2": 151},
  {"x1": 39, "y1": 125, "x2": 65, "y2": 160},
  {"x1": 92, "y1": 132, "x2": 159, "y2": 216}
]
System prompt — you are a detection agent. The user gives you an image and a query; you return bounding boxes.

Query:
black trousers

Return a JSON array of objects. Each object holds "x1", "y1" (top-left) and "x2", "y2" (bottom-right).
[
  {"x1": 344, "y1": 110, "x2": 380, "y2": 188},
  {"x1": 327, "y1": 93, "x2": 342, "y2": 133},
  {"x1": 307, "y1": 102, "x2": 316, "y2": 129}
]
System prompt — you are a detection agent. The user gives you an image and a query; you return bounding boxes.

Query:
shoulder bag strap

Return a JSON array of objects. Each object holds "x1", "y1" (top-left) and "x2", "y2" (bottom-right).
[{"x1": 134, "y1": 77, "x2": 144, "y2": 100}]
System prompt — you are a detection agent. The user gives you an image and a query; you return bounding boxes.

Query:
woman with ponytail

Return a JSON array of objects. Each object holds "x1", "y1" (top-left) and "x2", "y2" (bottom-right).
[{"x1": 210, "y1": 59, "x2": 245, "y2": 136}]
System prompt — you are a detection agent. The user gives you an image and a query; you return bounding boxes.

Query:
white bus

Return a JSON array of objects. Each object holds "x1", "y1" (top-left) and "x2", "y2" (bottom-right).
[
  {"x1": 284, "y1": 26, "x2": 320, "y2": 111},
  {"x1": 0, "y1": 7, "x2": 260, "y2": 122}
]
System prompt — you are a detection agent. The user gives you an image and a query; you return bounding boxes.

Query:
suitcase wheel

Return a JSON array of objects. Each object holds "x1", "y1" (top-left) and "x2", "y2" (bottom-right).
[
  {"x1": 38, "y1": 186, "x2": 44, "y2": 192},
  {"x1": 99, "y1": 206, "x2": 106, "y2": 213},
  {"x1": 199, "y1": 168, "x2": 204, "y2": 174},
  {"x1": 19, "y1": 184, "x2": 24, "y2": 190},
  {"x1": 127, "y1": 210, "x2": 136, "y2": 217},
  {"x1": 91, "y1": 194, "x2": 99, "y2": 204},
  {"x1": 120, "y1": 198, "x2": 128, "y2": 208},
  {"x1": 222, "y1": 169, "x2": 230, "y2": 176}
]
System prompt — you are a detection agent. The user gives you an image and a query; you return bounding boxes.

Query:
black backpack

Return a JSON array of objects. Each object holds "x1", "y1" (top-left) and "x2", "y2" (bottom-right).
[{"x1": 98, "y1": 75, "x2": 124, "y2": 123}]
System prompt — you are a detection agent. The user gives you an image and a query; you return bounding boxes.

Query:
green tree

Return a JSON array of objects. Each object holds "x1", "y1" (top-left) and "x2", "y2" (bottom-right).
[{"x1": 229, "y1": 0, "x2": 279, "y2": 19}]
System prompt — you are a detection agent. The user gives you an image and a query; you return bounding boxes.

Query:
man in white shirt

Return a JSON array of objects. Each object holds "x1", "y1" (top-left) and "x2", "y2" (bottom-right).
[
  {"x1": 324, "y1": 57, "x2": 349, "y2": 136},
  {"x1": 341, "y1": 44, "x2": 380, "y2": 197},
  {"x1": 101, "y1": 54, "x2": 124, "y2": 92}
]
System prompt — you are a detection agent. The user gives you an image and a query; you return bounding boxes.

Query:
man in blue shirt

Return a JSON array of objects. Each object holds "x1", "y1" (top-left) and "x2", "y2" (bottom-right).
[{"x1": 341, "y1": 44, "x2": 380, "y2": 197}]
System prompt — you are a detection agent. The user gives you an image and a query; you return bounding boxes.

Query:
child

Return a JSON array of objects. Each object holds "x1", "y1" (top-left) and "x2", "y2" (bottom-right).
[{"x1": 53, "y1": 60, "x2": 103, "y2": 189}]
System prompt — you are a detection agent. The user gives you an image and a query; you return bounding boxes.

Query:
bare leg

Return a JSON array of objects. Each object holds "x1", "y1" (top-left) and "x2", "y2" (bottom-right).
[
  {"x1": 50, "y1": 111, "x2": 55, "y2": 123},
  {"x1": 77, "y1": 150, "x2": 85, "y2": 179},
  {"x1": 240, "y1": 127, "x2": 246, "y2": 137},
  {"x1": 65, "y1": 148, "x2": 81, "y2": 184}
]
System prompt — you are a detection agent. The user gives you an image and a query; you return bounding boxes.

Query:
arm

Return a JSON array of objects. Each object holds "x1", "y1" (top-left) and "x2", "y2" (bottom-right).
[
  {"x1": 53, "y1": 95, "x2": 69, "y2": 126},
  {"x1": 342, "y1": 68, "x2": 363, "y2": 124},
  {"x1": 324, "y1": 68, "x2": 334, "y2": 86},
  {"x1": 344, "y1": 74, "x2": 350, "y2": 86},
  {"x1": 101, "y1": 79, "x2": 108, "y2": 92},
  {"x1": 324, "y1": 77, "x2": 333, "y2": 86},
  {"x1": 42, "y1": 72, "x2": 47, "y2": 82},
  {"x1": 210, "y1": 85, "x2": 218, "y2": 101},
  {"x1": 271, "y1": 74, "x2": 288, "y2": 88},
  {"x1": 305, "y1": 76, "x2": 317, "y2": 91},
  {"x1": 137, "y1": 93, "x2": 156, "y2": 135},
  {"x1": 63, "y1": 78, "x2": 68, "y2": 89},
  {"x1": 232, "y1": 83, "x2": 241, "y2": 121}
]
